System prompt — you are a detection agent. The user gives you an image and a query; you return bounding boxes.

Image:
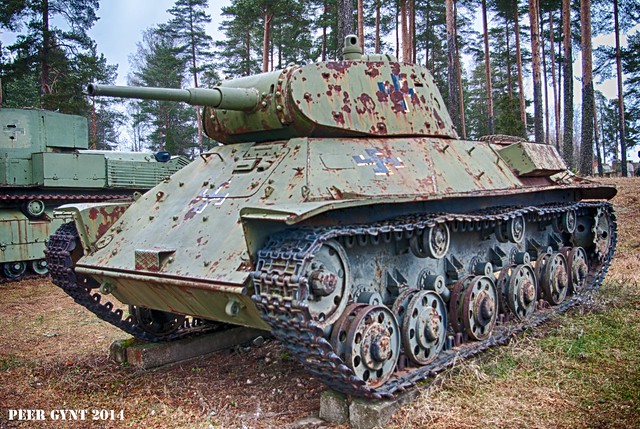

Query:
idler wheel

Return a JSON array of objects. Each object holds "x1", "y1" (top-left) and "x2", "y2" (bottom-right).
[
  {"x1": 507, "y1": 264, "x2": 538, "y2": 320},
  {"x1": 540, "y1": 252, "x2": 569, "y2": 305},
  {"x1": 305, "y1": 240, "x2": 350, "y2": 328},
  {"x1": 462, "y1": 275, "x2": 498, "y2": 341},
  {"x1": 410, "y1": 223, "x2": 450, "y2": 259},
  {"x1": 401, "y1": 291, "x2": 447, "y2": 365},
  {"x1": 129, "y1": 305, "x2": 186, "y2": 337},
  {"x1": 496, "y1": 214, "x2": 525, "y2": 243},
  {"x1": 29, "y1": 259, "x2": 49, "y2": 275},
  {"x1": 331, "y1": 304, "x2": 400, "y2": 387},
  {"x1": 593, "y1": 208, "x2": 614, "y2": 262}
]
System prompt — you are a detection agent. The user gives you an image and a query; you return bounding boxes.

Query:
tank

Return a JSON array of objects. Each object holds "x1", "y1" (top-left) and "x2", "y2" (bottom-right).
[
  {"x1": 46, "y1": 36, "x2": 617, "y2": 398},
  {"x1": 0, "y1": 108, "x2": 190, "y2": 281}
]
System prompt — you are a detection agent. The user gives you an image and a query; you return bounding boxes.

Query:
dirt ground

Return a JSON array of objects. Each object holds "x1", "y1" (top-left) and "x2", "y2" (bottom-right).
[{"x1": 1, "y1": 177, "x2": 638, "y2": 429}]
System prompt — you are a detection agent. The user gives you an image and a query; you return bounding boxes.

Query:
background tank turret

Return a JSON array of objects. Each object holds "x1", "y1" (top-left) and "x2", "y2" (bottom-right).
[
  {"x1": 0, "y1": 108, "x2": 190, "y2": 280},
  {"x1": 47, "y1": 35, "x2": 617, "y2": 398}
]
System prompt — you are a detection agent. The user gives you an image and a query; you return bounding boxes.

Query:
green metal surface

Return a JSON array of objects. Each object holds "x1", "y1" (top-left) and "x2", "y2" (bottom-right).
[
  {"x1": 0, "y1": 108, "x2": 190, "y2": 275},
  {"x1": 72, "y1": 136, "x2": 613, "y2": 326},
  {"x1": 0, "y1": 210, "x2": 62, "y2": 263},
  {"x1": 498, "y1": 142, "x2": 568, "y2": 177}
]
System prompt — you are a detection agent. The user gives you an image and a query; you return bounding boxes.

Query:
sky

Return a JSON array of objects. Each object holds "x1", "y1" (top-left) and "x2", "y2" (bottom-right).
[{"x1": 88, "y1": 0, "x2": 231, "y2": 85}]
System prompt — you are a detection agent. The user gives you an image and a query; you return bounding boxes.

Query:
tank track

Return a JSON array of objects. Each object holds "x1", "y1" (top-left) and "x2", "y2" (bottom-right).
[
  {"x1": 45, "y1": 222, "x2": 223, "y2": 342},
  {"x1": 252, "y1": 202, "x2": 616, "y2": 399},
  {"x1": 0, "y1": 193, "x2": 133, "y2": 202}
]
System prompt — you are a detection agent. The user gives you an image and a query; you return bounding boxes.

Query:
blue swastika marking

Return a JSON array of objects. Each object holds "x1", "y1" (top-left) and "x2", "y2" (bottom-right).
[
  {"x1": 353, "y1": 148, "x2": 405, "y2": 175},
  {"x1": 378, "y1": 73, "x2": 416, "y2": 112}
]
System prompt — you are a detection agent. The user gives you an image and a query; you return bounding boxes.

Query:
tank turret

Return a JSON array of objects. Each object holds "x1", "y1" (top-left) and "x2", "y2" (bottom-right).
[
  {"x1": 88, "y1": 36, "x2": 457, "y2": 144},
  {"x1": 49, "y1": 35, "x2": 617, "y2": 399}
]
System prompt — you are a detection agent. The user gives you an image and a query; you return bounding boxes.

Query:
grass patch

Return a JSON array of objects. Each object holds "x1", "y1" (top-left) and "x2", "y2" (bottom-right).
[{"x1": 0, "y1": 354, "x2": 22, "y2": 371}]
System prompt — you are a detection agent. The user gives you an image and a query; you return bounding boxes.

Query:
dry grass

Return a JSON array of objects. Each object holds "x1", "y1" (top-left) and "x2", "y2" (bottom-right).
[
  {"x1": 1, "y1": 177, "x2": 639, "y2": 428},
  {"x1": 0, "y1": 281, "x2": 323, "y2": 428}
]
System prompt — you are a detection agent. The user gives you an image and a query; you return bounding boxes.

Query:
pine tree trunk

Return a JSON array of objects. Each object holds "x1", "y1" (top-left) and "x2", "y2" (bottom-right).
[
  {"x1": 594, "y1": 98, "x2": 603, "y2": 176},
  {"x1": 425, "y1": 1, "x2": 430, "y2": 66},
  {"x1": 337, "y1": 0, "x2": 354, "y2": 57},
  {"x1": 514, "y1": 4, "x2": 527, "y2": 132},
  {"x1": 357, "y1": 0, "x2": 364, "y2": 51},
  {"x1": 541, "y1": 14, "x2": 550, "y2": 144},
  {"x1": 375, "y1": 0, "x2": 381, "y2": 53},
  {"x1": 614, "y1": 0, "x2": 627, "y2": 176},
  {"x1": 322, "y1": 0, "x2": 328, "y2": 61},
  {"x1": 40, "y1": 0, "x2": 50, "y2": 96},
  {"x1": 244, "y1": 30, "x2": 251, "y2": 76},
  {"x1": 395, "y1": 2, "x2": 399, "y2": 59},
  {"x1": 188, "y1": 6, "x2": 203, "y2": 152},
  {"x1": 482, "y1": 0, "x2": 495, "y2": 134},
  {"x1": 505, "y1": 19, "x2": 513, "y2": 98},
  {"x1": 455, "y1": 2, "x2": 466, "y2": 138},
  {"x1": 446, "y1": 0, "x2": 460, "y2": 132},
  {"x1": 262, "y1": 11, "x2": 272, "y2": 72},
  {"x1": 400, "y1": 0, "x2": 410, "y2": 61},
  {"x1": 529, "y1": 0, "x2": 544, "y2": 143},
  {"x1": 579, "y1": 0, "x2": 594, "y2": 175},
  {"x1": 562, "y1": 0, "x2": 574, "y2": 168},
  {"x1": 410, "y1": 0, "x2": 416, "y2": 62},
  {"x1": 549, "y1": 11, "x2": 561, "y2": 150}
]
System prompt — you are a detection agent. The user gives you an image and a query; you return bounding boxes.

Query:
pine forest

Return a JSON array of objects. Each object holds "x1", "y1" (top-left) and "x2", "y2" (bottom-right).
[{"x1": 0, "y1": 0, "x2": 639, "y2": 176}]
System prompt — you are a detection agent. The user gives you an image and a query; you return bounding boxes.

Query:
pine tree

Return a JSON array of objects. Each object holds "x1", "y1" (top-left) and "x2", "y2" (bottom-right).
[
  {"x1": 128, "y1": 28, "x2": 195, "y2": 156},
  {"x1": 216, "y1": 0, "x2": 262, "y2": 77},
  {"x1": 481, "y1": 0, "x2": 495, "y2": 134},
  {"x1": 0, "y1": 0, "x2": 120, "y2": 149},
  {"x1": 529, "y1": 0, "x2": 544, "y2": 143},
  {"x1": 0, "y1": 0, "x2": 103, "y2": 111},
  {"x1": 446, "y1": 0, "x2": 461, "y2": 132},
  {"x1": 337, "y1": 0, "x2": 354, "y2": 56},
  {"x1": 561, "y1": 0, "x2": 574, "y2": 167},
  {"x1": 161, "y1": 0, "x2": 215, "y2": 153},
  {"x1": 579, "y1": 0, "x2": 594, "y2": 175}
]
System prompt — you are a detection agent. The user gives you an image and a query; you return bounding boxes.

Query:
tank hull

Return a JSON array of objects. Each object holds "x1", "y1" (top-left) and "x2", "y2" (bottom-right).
[{"x1": 58, "y1": 137, "x2": 614, "y2": 329}]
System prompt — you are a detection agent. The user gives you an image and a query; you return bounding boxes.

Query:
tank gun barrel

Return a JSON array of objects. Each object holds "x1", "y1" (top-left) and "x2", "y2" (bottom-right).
[{"x1": 86, "y1": 83, "x2": 259, "y2": 111}]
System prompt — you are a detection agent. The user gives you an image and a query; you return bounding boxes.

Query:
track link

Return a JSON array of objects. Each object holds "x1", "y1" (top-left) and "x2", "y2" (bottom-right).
[{"x1": 252, "y1": 202, "x2": 616, "y2": 399}]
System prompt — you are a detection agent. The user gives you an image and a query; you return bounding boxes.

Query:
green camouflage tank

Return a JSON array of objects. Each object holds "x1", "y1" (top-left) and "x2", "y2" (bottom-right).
[
  {"x1": 0, "y1": 108, "x2": 189, "y2": 280},
  {"x1": 46, "y1": 35, "x2": 616, "y2": 398}
]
